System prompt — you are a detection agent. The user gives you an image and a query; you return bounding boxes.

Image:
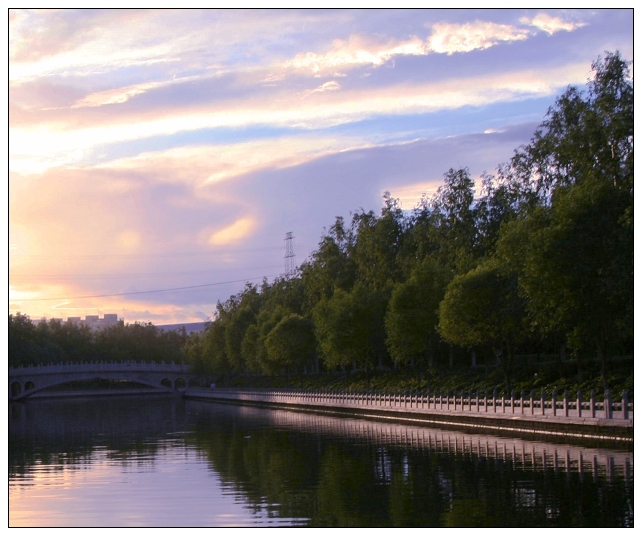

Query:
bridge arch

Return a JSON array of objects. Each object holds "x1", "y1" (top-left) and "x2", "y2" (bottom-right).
[{"x1": 8, "y1": 362, "x2": 196, "y2": 401}]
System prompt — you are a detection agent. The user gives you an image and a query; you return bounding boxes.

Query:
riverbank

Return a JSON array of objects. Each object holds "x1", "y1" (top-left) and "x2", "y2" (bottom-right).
[
  {"x1": 184, "y1": 388, "x2": 633, "y2": 448},
  {"x1": 214, "y1": 361, "x2": 634, "y2": 402}
]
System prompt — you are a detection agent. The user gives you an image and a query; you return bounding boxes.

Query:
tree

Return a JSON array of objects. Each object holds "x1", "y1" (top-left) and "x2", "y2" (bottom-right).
[
  {"x1": 511, "y1": 178, "x2": 632, "y2": 387},
  {"x1": 351, "y1": 193, "x2": 407, "y2": 294},
  {"x1": 300, "y1": 216, "x2": 357, "y2": 313},
  {"x1": 241, "y1": 305, "x2": 287, "y2": 375},
  {"x1": 426, "y1": 167, "x2": 478, "y2": 273},
  {"x1": 264, "y1": 314, "x2": 317, "y2": 375},
  {"x1": 510, "y1": 51, "x2": 632, "y2": 199},
  {"x1": 498, "y1": 51, "x2": 633, "y2": 388},
  {"x1": 313, "y1": 283, "x2": 387, "y2": 371},
  {"x1": 438, "y1": 260, "x2": 526, "y2": 391},
  {"x1": 385, "y1": 258, "x2": 450, "y2": 368}
]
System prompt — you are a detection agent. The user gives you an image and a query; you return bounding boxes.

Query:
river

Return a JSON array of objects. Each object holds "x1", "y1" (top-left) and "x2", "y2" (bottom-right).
[{"x1": 9, "y1": 395, "x2": 633, "y2": 527}]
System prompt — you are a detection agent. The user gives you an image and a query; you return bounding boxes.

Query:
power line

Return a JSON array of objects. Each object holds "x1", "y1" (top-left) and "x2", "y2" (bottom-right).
[
  {"x1": 9, "y1": 245, "x2": 285, "y2": 260},
  {"x1": 9, "y1": 264, "x2": 284, "y2": 281},
  {"x1": 16, "y1": 274, "x2": 283, "y2": 302}
]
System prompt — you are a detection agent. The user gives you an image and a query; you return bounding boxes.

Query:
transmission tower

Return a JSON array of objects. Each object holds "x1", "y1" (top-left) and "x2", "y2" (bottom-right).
[{"x1": 284, "y1": 232, "x2": 296, "y2": 278}]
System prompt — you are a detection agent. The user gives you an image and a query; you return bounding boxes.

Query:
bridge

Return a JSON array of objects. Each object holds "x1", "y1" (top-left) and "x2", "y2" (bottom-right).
[{"x1": 9, "y1": 361, "x2": 197, "y2": 401}]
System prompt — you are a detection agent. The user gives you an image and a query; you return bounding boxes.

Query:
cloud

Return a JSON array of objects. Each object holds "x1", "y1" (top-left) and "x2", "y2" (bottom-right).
[
  {"x1": 10, "y1": 61, "x2": 588, "y2": 175},
  {"x1": 428, "y1": 21, "x2": 530, "y2": 54},
  {"x1": 98, "y1": 135, "x2": 354, "y2": 189},
  {"x1": 305, "y1": 80, "x2": 341, "y2": 96},
  {"x1": 387, "y1": 180, "x2": 442, "y2": 209},
  {"x1": 208, "y1": 218, "x2": 256, "y2": 246},
  {"x1": 286, "y1": 34, "x2": 429, "y2": 73},
  {"x1": 521, "y1": 13, "x2": 587, "y2": 35},
  {"x1": 285, "y1": 16, "x2": 574, "y2": 74}
]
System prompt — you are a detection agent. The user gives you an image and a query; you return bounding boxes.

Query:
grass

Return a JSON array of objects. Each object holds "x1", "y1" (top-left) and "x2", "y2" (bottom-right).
[{"x1": 221, "y1": 358, "x2": 633, "y2": 401}]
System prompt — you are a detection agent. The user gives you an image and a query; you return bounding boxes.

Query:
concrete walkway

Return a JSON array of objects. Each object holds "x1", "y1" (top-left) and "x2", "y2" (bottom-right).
[{"x1": 184, "y1": 388, "x2": 633, "y2": 446}]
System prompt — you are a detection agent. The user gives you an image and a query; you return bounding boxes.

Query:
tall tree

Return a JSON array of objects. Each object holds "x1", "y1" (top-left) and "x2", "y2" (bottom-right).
[
  {"x1": 385, "y1": 258, "x2": 450, "y2": 368},
  {"x1": 425, "y1": 168, "x2": 478, "y2": 274},
  {"x1": 264, "y1": 314, "x2": 317, "y2": 375},
  {"x1": 313, "y1": 283, "x2": 387, "y2": 371},
  {"x1": 438, "y1": 259, "x2": 527, "y2": 391},
  {"x1": 300, "y1": 216, "x2": 357, "y2": 313},
  {"x1": 499, "y1": 51, "x2": 633, "y2": 388},
  {"x1": 351, "y1": 193, "x2": 407, "y2": 294}
]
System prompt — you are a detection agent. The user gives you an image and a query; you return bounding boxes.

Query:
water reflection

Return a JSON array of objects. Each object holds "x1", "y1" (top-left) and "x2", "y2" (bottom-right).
[{"x1": 9, "y1": 396, "x2": 633, "y2": 527}]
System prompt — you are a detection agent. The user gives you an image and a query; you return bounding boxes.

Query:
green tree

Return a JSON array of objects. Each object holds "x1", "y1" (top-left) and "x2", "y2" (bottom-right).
[
  {"x1": 498, "y1": 51, "x2": 633, "y2": 388},
  {"x1": 511, "y1": 52, "x2": 632, "y2": 199},
  {"x1": 300, "y1": 216, "x2": 357, "y2": 312},
  {"x1": 313, "y1": 283, "x2": 387, "y2": 371},
  {"x1": 426, "y1": 167, "x2": 478, "y2": 273},
  {"x1": 264, "y1": 314, "x2": 317, "y2": 375},
  {"x1": 351, "y1": 193, "x2": 407, "y2": 294},
  {"x1": 385, "y1": 258, "x2": 450, "y2": 368},
  {"x1": 438, "y1": 260, "x2": 526, "y2": 391}
]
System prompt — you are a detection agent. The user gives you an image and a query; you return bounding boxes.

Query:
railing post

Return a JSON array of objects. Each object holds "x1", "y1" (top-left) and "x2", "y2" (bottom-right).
[
  {"x1": 563, "y1": 390, "x2": 569, "y2": 417},
  {"x1": 590, "y1": 390, "x2": 596, "y2": 418},
  {"x1": 605, "y1": 390, "x2": 612, "y2": 419},
  {"x1": 622, "y1": 390, "x2": 629, "y2": 419},
  {"x1": 476, "y1": 390, "x2": 480, "y2": 412},
  {"x1": 511, "y1": 390, "x2": 516, "y2": 414},
  {"x1": 552, "y1": 389, "x2": 558, "y2": 416},
  {"x1": 577, "y1": 390, "x2": 583, "y2": 418},
  {"x1": 520, "y1": 390, "x2": 525, "y2": 415},
  {"x1": 492, "y1": 389, "x2": 497, "y2": 413},
  {"x1": 530, "y1": 390, "x2": 535, "y2": 415},
  {"x1": 541, "y1": 390, "x2": 546, "y2": 416}
]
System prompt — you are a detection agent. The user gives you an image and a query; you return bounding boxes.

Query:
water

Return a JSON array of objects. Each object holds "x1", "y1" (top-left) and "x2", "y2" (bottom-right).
[{"x1": 9, "y1": 395, "x2": 633, "y2": 527}]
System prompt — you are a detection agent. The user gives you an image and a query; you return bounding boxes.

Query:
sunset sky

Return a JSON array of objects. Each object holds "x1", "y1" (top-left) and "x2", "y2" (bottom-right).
[{"x1": 8, "y1": 8, "x2": 633, "y2": 326}]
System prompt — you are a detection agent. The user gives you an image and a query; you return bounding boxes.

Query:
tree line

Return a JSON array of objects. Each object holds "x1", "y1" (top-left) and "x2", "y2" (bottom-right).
[
  {"x1": 8, "y1": 313, "x2": 187, "y2": 366},
  {"x1": 185, "y1": 52, "x2": 632, "y2": 390}
]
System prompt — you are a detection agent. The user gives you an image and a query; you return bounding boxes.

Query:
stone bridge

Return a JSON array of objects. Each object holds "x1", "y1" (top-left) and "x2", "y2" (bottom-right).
[{"x1": 9, "y1": 361, "x2": 197, "y2": 401}]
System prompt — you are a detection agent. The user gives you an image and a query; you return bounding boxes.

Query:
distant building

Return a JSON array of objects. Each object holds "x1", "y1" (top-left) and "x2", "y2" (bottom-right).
[{"x1": 65, "y1": 314, "x2": 120, "y2": 331}]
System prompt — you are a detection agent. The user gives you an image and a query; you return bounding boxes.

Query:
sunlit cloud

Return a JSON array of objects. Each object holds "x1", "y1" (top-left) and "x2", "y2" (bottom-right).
[
  {"x1": 285, "y1": 15, "x2": 580, "y2": 73},
  {"x1": 304, "y1": 80, "x2": 341, "y2": 97},
  {"x1": 99, "y1": 134, "x2": 356, "y2": 189},
  {"x1": 385, "y1": 180, "x2": 442, "y2": 210},
  {"x1": 428, "y1": 21, "x2": 530, "y2": 54},
  {"x1": 10, "y1": 62, "x2": 588, "y2": 175},
  {"x1": 522, "y1": 13, "x2": 587, "y2": 35},
  {"x1": 286, "y1": 34, "x2": 429, "y2": 72},
  {"x1": 208, "y1": 218, "x2": 256, "y2": 246}
]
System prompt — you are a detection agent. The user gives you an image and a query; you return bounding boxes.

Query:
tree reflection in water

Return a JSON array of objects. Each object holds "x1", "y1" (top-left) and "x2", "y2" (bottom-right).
[{"x1": 9, "y1": 397, "x2": 633, "y2": 527}]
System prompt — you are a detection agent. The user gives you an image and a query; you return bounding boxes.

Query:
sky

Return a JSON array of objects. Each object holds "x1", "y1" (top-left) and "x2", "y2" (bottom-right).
[{"x1": 7, "y1": 8, "x2": 634, "y2": 326}]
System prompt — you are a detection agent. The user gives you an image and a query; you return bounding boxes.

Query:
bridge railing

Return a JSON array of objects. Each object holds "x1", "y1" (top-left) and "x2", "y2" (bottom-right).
[
  {"x1": 9, "y1": 360, "x2": 190, "y2": 376},
  {"x1": 191, "y1": 387, "x2": 633, "y2": 421}
]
